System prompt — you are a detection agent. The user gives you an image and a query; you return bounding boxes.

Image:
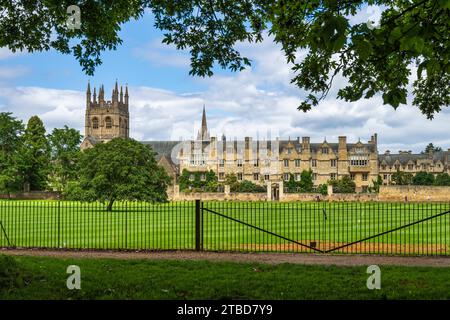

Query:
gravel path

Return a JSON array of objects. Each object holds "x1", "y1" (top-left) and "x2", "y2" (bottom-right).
[{"x1": 2, "y1": 248, "x2": 450, "y2": 267}]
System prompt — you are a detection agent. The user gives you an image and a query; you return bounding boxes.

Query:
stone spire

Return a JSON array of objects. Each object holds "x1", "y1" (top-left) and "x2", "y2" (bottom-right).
[
  {"x1": 93, "y1": 86, "x2": 97, "y2": 103},
  {"x1": 120, "y1": 86, "x2": 123, "y2": 103},
  {"x1": 197, "y1": 105, "x2": 210, "y2": 141},
  {"x1": 125, "y1": 84, "x2": 129, "y2": 105}
]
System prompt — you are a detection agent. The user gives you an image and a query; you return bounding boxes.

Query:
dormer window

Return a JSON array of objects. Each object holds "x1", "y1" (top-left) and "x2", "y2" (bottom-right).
[{"x1": 322, "y1": 148, "x2": 329, "y2": 154}]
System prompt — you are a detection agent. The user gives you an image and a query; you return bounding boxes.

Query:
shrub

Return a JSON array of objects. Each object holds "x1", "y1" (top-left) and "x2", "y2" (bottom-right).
[
  {"x1": 329, "y1": 175, "x2": 356, "y2": 193},
  {"x1": 237, "y1": 180, "x2": 266, "y2": 193},
  {"x1": 412, "y1": 171, "x2": 435, "y2": 185},
  {"x1": 434, "y1": 173, "x2": 450, "y2": 186},
  {"x1": 179, "y1": 169, "x2": 219, "y2": 192},
  {"x1": 317, "y1": 184, "x2": 328, "y2": 196}
]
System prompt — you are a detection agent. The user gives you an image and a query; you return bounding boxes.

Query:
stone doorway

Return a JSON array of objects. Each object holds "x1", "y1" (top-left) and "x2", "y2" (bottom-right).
[{"x1": 271, "y1": 184, "x2": 280, "y2": 201}]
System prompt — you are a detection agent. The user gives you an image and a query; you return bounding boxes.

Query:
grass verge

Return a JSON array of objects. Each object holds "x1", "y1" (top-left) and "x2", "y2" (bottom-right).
[{"x1": 1, "y1": 253, "x2": 449, "y2": 300}]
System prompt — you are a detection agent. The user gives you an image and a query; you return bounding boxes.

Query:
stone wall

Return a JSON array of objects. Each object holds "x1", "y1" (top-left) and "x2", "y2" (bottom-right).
[
  {"x1": 3, "y1": 186, "x2": 447, "y2": 202},
  {"x1": 379, "y1": 186, "x2": 450, "y2": 202},
  {"x1": 171, "y1": 189, "x2": 378, "y2": 202},
  {"x1": 0, "y1": 191, "x2": 61, "y2": 200},
  {"x1": 282, "y1": 193, "x2": 378, "y2": 202},
  {"x1": 328, "y1": 193, "x2": 378, "y2": 202},
  {"x1": 171, "y1": 186, "x2": 449, "y2": 202},
  {"x1": 171, "y1": 192, "x2": 267, "y2": 202},
  {"x1": 280, "y1": 193, "x2": 325, "y2": 202}
]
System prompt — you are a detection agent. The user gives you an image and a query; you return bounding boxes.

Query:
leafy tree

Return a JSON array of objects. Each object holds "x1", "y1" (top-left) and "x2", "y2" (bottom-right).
[
  {"x1": 368, "y1": 175, "x2": 383, "y2": 193},
  {"x1": 412, "y1": 171, "x2": 435, "y2": 185},
  {"x1": 225, "y1": 173, "x2": 240, "y2": 192},
  {"x1": 317, "y1": 184, "x2": 328, "y2": 196},
  {"x1": 329, "y1": 175, "x2": 356, "y2": 193},
  {"x1": 178, "y1": 169, "x2": 192, "y2": 191},
  {"x1": 391, "y1": 170, "x2": 413, "y2": 185},
  {"x1": 204, "y1": 170, "x2": 220, "y2": 192},
  {"x1": 422, "y1": 143, "x2": 443, "y2": 154},
  {"x1": 47, "y1": 126, "x2": 82, "y2": 192},
  {"x1": 66, "y1": 138, "x2": 170, "y2": 211},
  {"x1": 21, "y1": 116, "x2": 51, "y2": 191},
  {"x1": 4, "y1": 1, "x2": 449, "y2": 117},
  {"x1": 0, "y1": 112, "x2": 25, "y2": 195},
  {"x1": 285, "y1": 173, "x2": 300, "y2": 193},
  {"x1": 1, "y1": 1, "x2": 145, "y2": 75},
  {"x1": 298, "y1": 170, "x2": 314, "y2": 192},
  {"x1": 434, "y1": 173, "x2": 450, "y2": 186}
]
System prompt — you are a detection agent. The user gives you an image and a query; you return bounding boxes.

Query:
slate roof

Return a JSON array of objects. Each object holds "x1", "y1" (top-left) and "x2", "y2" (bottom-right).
[
  {"x1": 140, "y1": 141, "x2": 181, "y2": 160},
  {"x1": 85, "y1": 136, "x2": 101, "y2": 145},
  {"x1": 379, "y1": 151, "x2": 449, "y2": 165}
]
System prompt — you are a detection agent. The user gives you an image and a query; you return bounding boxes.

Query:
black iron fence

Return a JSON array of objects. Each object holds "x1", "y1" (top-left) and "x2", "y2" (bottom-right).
[{"x1": 0, "y1": 200, "x2": 449, "y2": 255}]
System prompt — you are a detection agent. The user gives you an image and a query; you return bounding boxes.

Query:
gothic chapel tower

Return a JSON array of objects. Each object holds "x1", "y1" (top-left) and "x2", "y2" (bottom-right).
[{"x1": 80, "y1": 80, "x2": 129, "y2": 150}]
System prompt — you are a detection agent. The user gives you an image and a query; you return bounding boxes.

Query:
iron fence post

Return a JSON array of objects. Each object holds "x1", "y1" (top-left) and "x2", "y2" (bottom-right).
[
  {"x1": 125, "y1": 202, "x2": 128, "y2": 249},
  {"x1": 195, "y1": 199, "x2": 203, "y2": 251},
  {"x1": 58, "y1": 200, "x2": 60, "y2": 248}
]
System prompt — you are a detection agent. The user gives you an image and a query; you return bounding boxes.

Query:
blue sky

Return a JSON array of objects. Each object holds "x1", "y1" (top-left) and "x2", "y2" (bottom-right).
[{"x1": 0, "y1": 8, "x2": 449, "y2": 153}]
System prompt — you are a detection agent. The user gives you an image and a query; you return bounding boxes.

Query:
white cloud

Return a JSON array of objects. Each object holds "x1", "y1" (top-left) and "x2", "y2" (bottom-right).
[
  {"x1": 132, "y1": 39, "x2": 190, "y2": 68},
  {"x1": 0, "y1": 66, "x2": 29, "y2": 78},
  {"x1": 0, "y1": 87, "x2": 84, "y2": 131},
  {"x1": 0, "y1": 48, "x2": 24, "y2": 60}
]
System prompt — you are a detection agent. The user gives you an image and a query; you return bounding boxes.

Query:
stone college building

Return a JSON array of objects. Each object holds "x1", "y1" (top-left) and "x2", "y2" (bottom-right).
[{"x1": 81, "y1": 81, "x2": 450, "y2": 193}]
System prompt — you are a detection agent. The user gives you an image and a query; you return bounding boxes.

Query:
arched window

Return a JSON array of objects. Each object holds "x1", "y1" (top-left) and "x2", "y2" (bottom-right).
[
  {"x1": 119, "y1": 117, "x2": 122, "y2": 128},
  {"x1": 105, "y1": 117, "x2": 112, "y2": 129},
  {"x1": 92, "y1": 117, "x2": 99, "y2": 129}
]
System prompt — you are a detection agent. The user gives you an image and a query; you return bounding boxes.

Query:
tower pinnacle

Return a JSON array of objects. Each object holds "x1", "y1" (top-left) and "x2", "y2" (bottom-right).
[{"x1": 86, "y1": 81, "x2": 91, "y2": 106}]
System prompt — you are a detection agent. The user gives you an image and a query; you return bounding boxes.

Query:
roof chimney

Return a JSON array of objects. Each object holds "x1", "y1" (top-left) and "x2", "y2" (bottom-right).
[
  {"x1": 301, "y1": 137, "x2": 310, "y2": 150},
  {"x1": 338, "y1": 136, "x2": 347, "y2": 149}
]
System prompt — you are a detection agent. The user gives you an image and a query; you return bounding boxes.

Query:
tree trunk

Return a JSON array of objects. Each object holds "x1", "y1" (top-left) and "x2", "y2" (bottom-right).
[{"x1": 106, "y1": 198, "x2": 115, "y2": 212}]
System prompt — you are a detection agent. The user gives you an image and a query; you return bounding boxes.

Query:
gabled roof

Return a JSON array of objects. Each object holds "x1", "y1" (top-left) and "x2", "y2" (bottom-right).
[{"x1": 378, "y1": 151, "x2": 449, "y2": 165}]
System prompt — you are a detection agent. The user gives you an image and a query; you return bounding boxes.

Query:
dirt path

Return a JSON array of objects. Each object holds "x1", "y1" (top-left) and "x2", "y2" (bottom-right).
[{"x1": 2, "y1": 248, "x2": 450, "y2": 267}]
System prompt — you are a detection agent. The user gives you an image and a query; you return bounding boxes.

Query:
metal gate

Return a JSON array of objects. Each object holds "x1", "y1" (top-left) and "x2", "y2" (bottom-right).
[{"x1": 196, "y1": 200, "x2": 450, "y2": 255}]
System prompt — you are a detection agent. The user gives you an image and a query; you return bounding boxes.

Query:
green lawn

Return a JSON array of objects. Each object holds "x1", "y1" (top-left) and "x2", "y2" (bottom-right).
[
  {"x1": 1, "y1": 254, "x2": 449, "y2": 300},
  {"x1": 0, "y1": 200, "x2": 449, "y2": 255}
]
